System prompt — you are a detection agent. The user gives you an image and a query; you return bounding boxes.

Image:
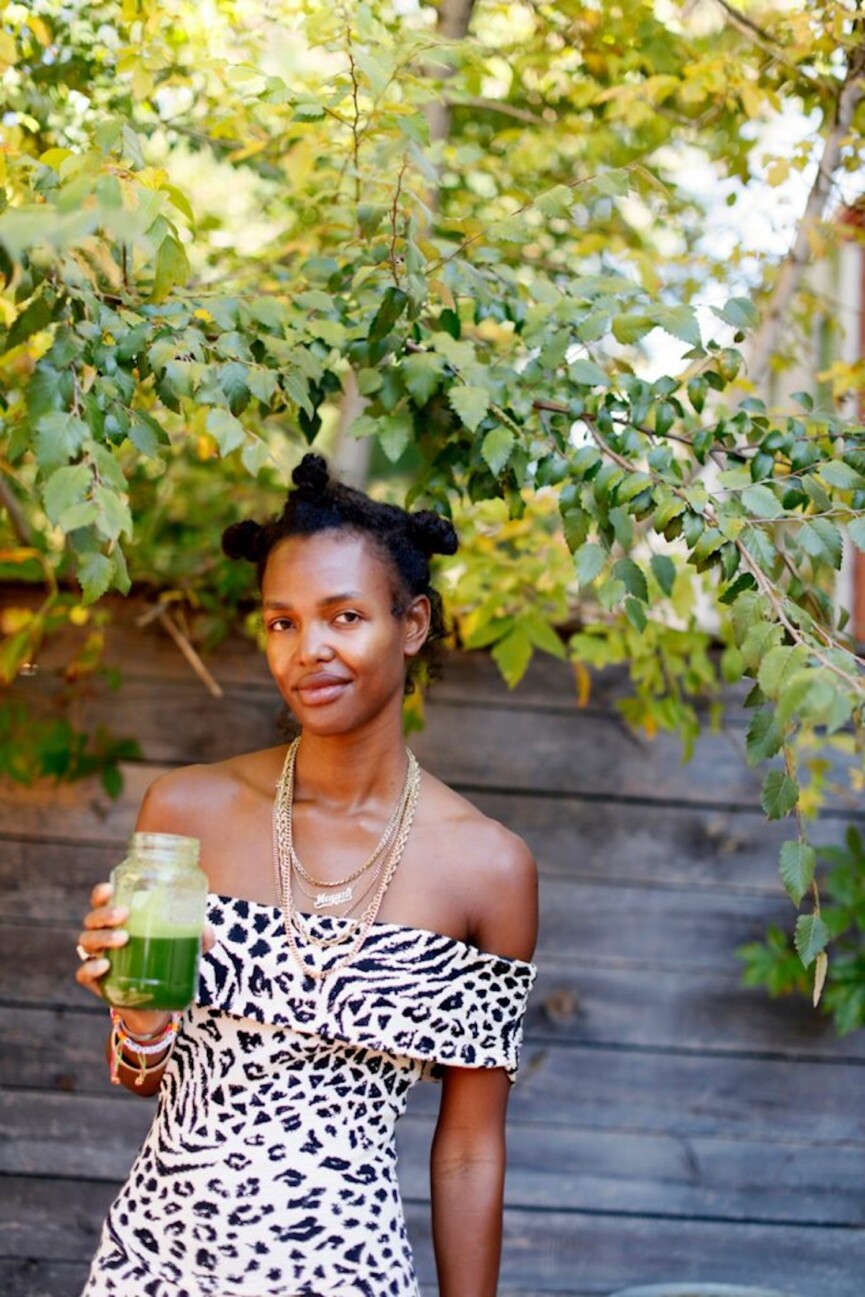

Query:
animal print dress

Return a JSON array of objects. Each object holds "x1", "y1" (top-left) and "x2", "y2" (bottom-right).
[{"x1": 81, "y1": 893, "x2": 537, "y2": 1297}]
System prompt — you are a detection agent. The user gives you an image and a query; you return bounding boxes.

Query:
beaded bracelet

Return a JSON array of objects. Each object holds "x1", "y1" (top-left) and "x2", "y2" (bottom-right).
[{"x1": 109, "y1": 1009, "x2": 181, "y2": 1087}]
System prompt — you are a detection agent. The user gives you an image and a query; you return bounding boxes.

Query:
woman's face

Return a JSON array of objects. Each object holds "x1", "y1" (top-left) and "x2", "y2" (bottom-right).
[{"x1": 261, "y1": 530, "x2": 429, "y2": 737}]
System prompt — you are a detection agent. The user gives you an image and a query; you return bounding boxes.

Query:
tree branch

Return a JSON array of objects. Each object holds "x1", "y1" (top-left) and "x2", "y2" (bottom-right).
[
  {"x1": 747, "y1": 44, "x2": 865, "y2": 389},
  {"x1": 0, "y1": 475, "x2": 34, "y2": 548}
]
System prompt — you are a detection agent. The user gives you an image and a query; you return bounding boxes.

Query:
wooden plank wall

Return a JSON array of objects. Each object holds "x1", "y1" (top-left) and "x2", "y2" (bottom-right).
[{"x1": 1, "y1": 608, "x2": 863, "y2": 1296}]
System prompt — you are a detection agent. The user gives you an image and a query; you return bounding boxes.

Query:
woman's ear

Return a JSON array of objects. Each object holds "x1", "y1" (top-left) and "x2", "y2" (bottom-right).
[{"x1": 403, "y1": 595, "x2": 431, "y2": 658}]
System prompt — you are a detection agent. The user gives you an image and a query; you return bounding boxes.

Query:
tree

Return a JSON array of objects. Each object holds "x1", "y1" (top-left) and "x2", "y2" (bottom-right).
[{"x1": 1, "y1": 0, "x2": 864, "y2": 1018}]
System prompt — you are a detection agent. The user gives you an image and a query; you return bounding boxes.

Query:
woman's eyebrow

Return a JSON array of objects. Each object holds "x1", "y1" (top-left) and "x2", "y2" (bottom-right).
[{"x1": 263, "y1": 591, "x2": 365, "y2": 610}]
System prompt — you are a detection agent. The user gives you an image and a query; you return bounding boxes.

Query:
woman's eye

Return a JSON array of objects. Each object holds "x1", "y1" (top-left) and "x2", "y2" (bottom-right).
[
  {"x1": 335, "y1": 611, "x2": 361, "y2": 625},
  {"x1": 268, "y1": 618, "x2": 294, "y2": 632}
]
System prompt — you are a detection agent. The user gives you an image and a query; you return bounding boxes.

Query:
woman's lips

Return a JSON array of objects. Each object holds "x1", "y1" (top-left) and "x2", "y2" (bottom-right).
[{"x1": 294, "y1": 678, "x2": 350, "y2": 706}]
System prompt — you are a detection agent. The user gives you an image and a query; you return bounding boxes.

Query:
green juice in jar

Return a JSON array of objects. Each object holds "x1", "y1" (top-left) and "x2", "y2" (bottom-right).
[
  {"x1": 106, "y1": 929, "x2": 203, "y2": 1009},
  {"x1": 103, "y1": 832, "x2": 206, "y2": 1010}
]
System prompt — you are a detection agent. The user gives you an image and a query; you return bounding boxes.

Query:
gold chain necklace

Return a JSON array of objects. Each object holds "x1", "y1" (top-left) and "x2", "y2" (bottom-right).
[
  {"x1": 273, "y1": 740, "x2": 422, "y2": 978},
  {"x1": 284, "y1": 737, "x2": 415, "y2": 907}
]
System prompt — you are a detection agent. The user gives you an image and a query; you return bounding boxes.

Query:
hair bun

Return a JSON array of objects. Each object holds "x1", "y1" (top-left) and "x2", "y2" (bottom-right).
[
  {"x1": 292, "y1": 453, "x2": 330, "y2": 501},
  {"x1": 221, "y1": 519, "x2": 263, "y2": 562},
  {"x1": 408, "y1": 509, "x2": 458, "y2": 557}
]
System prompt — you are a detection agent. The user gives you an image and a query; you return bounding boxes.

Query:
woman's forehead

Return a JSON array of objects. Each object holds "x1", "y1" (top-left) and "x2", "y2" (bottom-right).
[{"x1": 262, "y1": 530, "x2": 393, "y2": 595}]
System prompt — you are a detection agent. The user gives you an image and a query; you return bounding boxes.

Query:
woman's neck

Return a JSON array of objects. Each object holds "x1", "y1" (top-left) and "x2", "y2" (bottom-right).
[{"x1": 293, "y1": 719, "x2": 410, "y2": 813}]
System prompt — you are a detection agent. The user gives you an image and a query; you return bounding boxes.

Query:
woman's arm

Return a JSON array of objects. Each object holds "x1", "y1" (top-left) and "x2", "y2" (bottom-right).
[
  {"x1": 431, "y1": 1066, "x2": 511, "y2": 1297},
  {"x1": 75, "y1": 773, "x2": 215, "y2": 1097},
  {"x1": 431, "y1": 825, "x2": 538, "y2": 1296}
]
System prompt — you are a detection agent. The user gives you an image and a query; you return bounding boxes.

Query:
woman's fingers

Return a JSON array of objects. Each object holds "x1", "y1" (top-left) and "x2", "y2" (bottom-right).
[
  {"x1": 83, "y1": 903, "x2": 128, "y2": 931},
  {"x1": 76, "y1": 883, "x2": 127, "y2": 1000},
  {"x1": 90, "y1": 881, "x2": 114, "y2": 909},
  {"x1": 74, "y1": 952, "x2": 111, "y2": 996},
  {"x1": 202, "y1": 921, "x2": 216, "y2": 954}
]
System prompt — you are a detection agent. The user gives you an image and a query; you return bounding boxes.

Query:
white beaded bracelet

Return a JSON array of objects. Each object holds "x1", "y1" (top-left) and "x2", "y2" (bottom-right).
[{"x1": 109, "y1": 1009, "x2": 181, "y2": 1087}]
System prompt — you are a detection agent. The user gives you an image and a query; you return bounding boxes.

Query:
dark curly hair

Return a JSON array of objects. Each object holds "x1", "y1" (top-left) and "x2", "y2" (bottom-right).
[{"x1": 222, "y1": 453, "x2": 459, "y2": 692}]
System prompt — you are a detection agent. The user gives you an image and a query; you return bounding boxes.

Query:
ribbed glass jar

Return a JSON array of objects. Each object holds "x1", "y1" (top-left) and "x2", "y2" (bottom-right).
[{"x1": 103, "y1": 832, "x2": 207, "y2": 1010}]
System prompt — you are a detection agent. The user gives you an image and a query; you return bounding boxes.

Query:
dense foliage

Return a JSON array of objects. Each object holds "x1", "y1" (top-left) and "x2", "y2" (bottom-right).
[{"x1": 1, "y1": 0, "x2": 864, "y2": 1017}]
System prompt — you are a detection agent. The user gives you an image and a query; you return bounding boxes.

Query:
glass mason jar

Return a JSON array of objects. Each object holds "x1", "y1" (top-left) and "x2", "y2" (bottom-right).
[{"x1": 102, "y1": 832, "x2": 207, "y2": 1011}]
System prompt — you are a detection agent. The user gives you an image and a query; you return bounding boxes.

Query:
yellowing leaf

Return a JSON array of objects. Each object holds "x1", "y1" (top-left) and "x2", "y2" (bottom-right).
[{"x1": 0, "y1": 31, "x2": 17, "y2": 72}]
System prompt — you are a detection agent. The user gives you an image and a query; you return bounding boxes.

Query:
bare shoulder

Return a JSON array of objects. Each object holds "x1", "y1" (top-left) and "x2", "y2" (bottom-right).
[
  {"x1": 137, "y1": 747, "x2": 285, "y2": 839},
  {"x1": 420, "y1": 772, "x2": 538, "y2": 962}
]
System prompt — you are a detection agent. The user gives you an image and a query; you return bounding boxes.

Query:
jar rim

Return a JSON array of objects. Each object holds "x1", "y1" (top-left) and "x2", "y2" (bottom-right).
[{"x1": 130, "y1": 831, "x2": 201, "y2": 865}]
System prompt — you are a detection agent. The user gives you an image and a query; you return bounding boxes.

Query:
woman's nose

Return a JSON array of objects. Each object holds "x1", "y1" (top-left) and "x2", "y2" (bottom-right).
[{"x1": 296, "y1": 622, "x2": 334, "y2": 662}]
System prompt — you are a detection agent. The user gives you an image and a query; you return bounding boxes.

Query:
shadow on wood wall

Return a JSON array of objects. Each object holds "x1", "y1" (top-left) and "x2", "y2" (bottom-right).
[{"x1": 1, "y1": 609, "x2": 863, "y2": 1296}]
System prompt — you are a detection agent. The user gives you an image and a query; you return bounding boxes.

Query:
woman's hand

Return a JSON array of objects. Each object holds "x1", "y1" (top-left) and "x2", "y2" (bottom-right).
[{"x1": 75, "y1": 881, "x2": 215, "y2": 1038}]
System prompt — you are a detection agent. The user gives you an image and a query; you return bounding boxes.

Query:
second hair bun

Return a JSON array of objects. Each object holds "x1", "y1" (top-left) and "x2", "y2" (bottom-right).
[{"x1": 407, "y1": 509, "x2": 459, "y2": 557}]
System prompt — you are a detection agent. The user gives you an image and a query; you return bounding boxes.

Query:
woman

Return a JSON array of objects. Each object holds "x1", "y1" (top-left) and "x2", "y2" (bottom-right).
[{"x1": 75, "y1": 453, "x2": 538, "y2": 1297}]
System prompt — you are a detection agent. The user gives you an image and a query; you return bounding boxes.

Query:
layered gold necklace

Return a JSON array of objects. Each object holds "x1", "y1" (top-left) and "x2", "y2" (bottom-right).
[{"x1": 273, "y1": 737, "x2": 421, "y2": 978}]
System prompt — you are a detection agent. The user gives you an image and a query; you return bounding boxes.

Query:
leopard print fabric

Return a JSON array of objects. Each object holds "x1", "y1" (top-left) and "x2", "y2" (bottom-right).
[{"x1": 82, "y1": 894, "x2": 536, "y2": 1297}]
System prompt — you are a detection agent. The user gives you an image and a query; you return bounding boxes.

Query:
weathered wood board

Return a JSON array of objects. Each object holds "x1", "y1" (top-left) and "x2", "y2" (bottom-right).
[{"x1": 2, "y1": 635, "x2": 863, "y2": 1297}]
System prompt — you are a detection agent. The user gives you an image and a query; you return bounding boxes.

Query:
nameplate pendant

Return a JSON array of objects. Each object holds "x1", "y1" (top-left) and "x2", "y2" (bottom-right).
[{"x1": 314, "y1": 887, "x2": 353, "y2": 910}]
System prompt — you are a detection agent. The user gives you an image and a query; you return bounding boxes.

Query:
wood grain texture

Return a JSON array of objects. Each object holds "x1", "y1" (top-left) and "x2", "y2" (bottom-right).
[
  {"x1": 2, "y1": 625, "x2": 863, "y2": 1296},
  {"x1": 3, "y1": 1091, "x2": 863, "y2": 1228},
  {"x1": 2, "y1": 1177, "x2": 862, "y2": 1296},
  {"x1": 4, "y1": 794, "x2": 852, "y2": 908}
]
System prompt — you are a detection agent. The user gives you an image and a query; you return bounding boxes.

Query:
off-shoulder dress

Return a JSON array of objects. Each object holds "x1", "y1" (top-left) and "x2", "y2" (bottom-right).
[{"x1": 81, "y1": 892, "x2": 537, "y2": 1297}]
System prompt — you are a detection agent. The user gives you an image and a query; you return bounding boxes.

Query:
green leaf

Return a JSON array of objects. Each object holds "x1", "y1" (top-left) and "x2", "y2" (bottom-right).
[
  {"x1": 613, "y1": 558, "x2": 649, "y2": 602},
  {"x1": 129, "y1": 412, "x2": 168, "y2": 457},
  {"x1": 535, "y1": 184, "x2": 574, "y2": 218},
  {"x1": 757, "y1": 644, "x2": 810, "y2": 699},
  {"x1": 820, "y1": 460, "x2": 865, "y2": 490},
  {"x1": 575, "y1": 542, "x2": 606, "y2": 586},
  {"x1": 241, "y1": 439, "x2": 270, "y2": 476},
  {"x1": 740, "y1": 620, "x2": 782, "y2": 670},
  {"x1": 745, "y1": 708, "x2": 784, "y2": 765},
  {"x1": 93, "y1": 485, "x2": 133, "y2": 540},
  {"x1": 491, "y1": 626, "x2": 533, "y2": 688},
  {"x1": 378, "y1": 410, "x2": 413, "y2": 463},
  {"x1": 650, "y1": 553, "x2": 676, "y2": 596},
  {"x1": 794, "y1": 913, "x2": 830, "y2": 969},
  {"x1": 612, "y1": 313, "x2": 653, "y2": 345},
  {"x1": 848, "y1": 515, "x2": 865, "y2": 551},
  {"x1": 293, "y1": 101, "x2": 325, "y2": 121},
  {"x1": 809, "y1": 518, "x2": 843, "y2": 569},
  {"x1": 248, "y1": 368, "x2": 279, "y2": 405},
  {"x1": 561, "y1": 508, "x2": 589, "y2": 553},
  {"x1": 624, "y1": 595, "x2": 647, "y2": 632},
  {"x1": 653, "y1": 304, "x2": 701, "y2": 347},
  {"x1": 448, "y1": 384, "x2": 490, "y2": 434},
  {"x1": 716, "y1": 296, "x2": 759, "y2": 329},
  {"x1": 687, "y1": 376, "x2": 707, "y2": 413},
  {"x1": 35, "y1": 412, "x2": 89, "y2": 471},
  {"x1": 218, "y1": 360, "x2": 250, "y2": 415},
  {"x1": 369, "y1": 286, "x2": 408, "y2": 343},
  {"x1": 77, "y1": 552, "x2": 114, "y2": 604},
  {"x1": 7, "y1": 292, "x2": 54, "y2": 350},
  {"x1": 779, "y1": 839, "x2": 817, "y2": 907},
  {"x1": 206, "y1": 407, "x2": 246, "y2": 455},
  {"x1": 741, "y1": 484, "x2": 783, "y2": 518},
  {"x1": 569, "y1": 358, "x2": 609, "y2": 386},
  {"x1": 617, "y1": 472, "x2": 653, "y2": 504},
  {"x1": 402, "y1": 353, "x2": 445, "y2": 404},
  {"x1": 480, "y1": 425, "x2": 513, "y2": 474},
  {"x1": 43, "y1": 463, "x2": 91, "y2": 525},
  {"x1": 761, "y1": 768, "x2": 799, "y2": 819},
  {"x1": 151, "y1": 235, "x2": 190, "y2": 304},
  {"x1": 521, "y1": 613, "x2": 566, "y2": 659},
  {"x1": 357, "y1": 203, "x2": 388, "y2": 238},
  {"x1": 294, "y1": 290, "x2": 334, "y2": 312},
  {"x1": 283, "y1": 368, "x2": 313, "y2": 416}
]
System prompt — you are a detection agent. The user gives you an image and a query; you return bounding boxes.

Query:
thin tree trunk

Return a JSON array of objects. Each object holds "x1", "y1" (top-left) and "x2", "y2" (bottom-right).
[
  {"x1": 748, "y1": 46, "x2": 865, "y2": 390},
  {"x1": 333, "y1": 0, "x2": 476, "y2": 483},
  {"x1": 425, "y1": 0, "x2": 477, "y2": 150}
]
